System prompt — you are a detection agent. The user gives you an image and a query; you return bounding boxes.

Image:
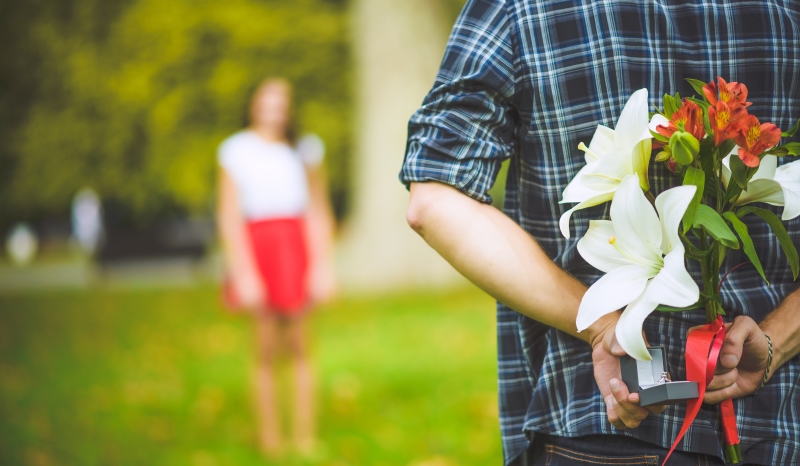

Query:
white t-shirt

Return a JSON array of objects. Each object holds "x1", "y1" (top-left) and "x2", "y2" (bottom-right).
[{"x1": 218, "y1": 130, "x2": 324, "y2": 221}]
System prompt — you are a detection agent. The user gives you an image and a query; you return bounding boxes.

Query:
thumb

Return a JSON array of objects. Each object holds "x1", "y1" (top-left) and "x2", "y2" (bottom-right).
[
  {"x1": 604, "y1": 329, "x2": 626, "y2": 357},
  {"x1": 719, "y1": 317, "x2": 756, "y2": 369}
]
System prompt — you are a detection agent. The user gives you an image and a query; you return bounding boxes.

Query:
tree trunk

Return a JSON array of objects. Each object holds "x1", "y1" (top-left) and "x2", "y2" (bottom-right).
[{"x1": 338, "y1": 0, "x2": 467, "y2": 291}]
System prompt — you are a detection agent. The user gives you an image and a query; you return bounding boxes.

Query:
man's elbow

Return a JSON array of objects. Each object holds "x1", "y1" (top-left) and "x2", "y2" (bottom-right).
[{"x1": 406, "y1": 182, "x2": 435, "y2": 234}]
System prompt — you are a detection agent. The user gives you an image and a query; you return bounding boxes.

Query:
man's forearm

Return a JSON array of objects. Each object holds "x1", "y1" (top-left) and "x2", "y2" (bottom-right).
[
  {"x1": 407, "y1": 181, "x2": 616, "y2": 346},
  {"x1": 760, "y1": 287, "x2": 800, "y2": 370}
]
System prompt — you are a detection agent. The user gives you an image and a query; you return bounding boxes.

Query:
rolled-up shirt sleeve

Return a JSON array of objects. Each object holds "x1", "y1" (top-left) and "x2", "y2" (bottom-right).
[{"x1": 400, "y1": 0, "x2": 517, "y2": 204}]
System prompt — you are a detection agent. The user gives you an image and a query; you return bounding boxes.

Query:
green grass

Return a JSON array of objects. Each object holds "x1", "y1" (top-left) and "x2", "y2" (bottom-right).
[{"x1": 0, "y1": 285, "x2": 501, "y2": 466}]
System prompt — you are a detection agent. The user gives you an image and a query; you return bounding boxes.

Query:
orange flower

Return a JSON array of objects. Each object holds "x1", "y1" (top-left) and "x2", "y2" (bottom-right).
[
  {"x1": 655, "y1": 100, "x2": 705, "y2": 142},
  {"x1": 733, "y1": 115, "x2": 781, "y2": 168},
  {"x1": 708, "y1": 100, "x2": 747, "y2": 146},
  {"x1": 703, "y1": 77, "x2": 751, "y2": 109}
]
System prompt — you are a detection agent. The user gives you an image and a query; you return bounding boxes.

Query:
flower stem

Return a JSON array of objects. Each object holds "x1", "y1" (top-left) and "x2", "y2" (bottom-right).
[
  {"x1": 645, "y1": 190, "x2": 656, "y2": 207},
  {"x1": 724, "y1": 443, "x2": 742, "y2": 464}
]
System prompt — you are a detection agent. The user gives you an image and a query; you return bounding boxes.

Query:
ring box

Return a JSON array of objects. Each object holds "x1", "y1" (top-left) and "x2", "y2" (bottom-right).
[{"x1": 620, "y1": 346, "x2": 699, "y2": 407}]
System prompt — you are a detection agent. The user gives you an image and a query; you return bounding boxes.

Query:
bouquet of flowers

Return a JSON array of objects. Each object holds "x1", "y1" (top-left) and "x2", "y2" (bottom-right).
[{"x1": 560, "y1": 77, "x2": 800, "y2": 464}]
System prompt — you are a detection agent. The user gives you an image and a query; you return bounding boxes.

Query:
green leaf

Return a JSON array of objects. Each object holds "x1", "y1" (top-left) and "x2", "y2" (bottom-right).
[
  {"x1": 698, "y1": 136, "x2": 715, "y2": 176},
  {"x1": 682, "y1": 166, "x2": 705, "y2": 234},
  {"x1": 674, "y1": 92, "x2": 682, "y2": 111},
  {"x1": 782, "y1": 117, "x2": 800, "y2": 138},
  {"x1": 656, "y1": 300, "x2": 706, "y2": 312},
  {"x1": 780, "y1": 142, "x2": 800, "y2": 157},
  {"x1": 723, "y1": 211, "x2": 768, "y2": 284},
  {"x1": 686, "y1": 96, "x2": 711, "y2": 111},
  {"x1": 737, "y1": 206, "x2": 800, "y2": 280},
  {"x1": 650, "y1": 129, "x2": 669, "y2": 143},
  {"x1": 693, "y1": 205, "x2": 740, "y2": 249},
  {"x1": 718, "y1": 139, "x2": 736, "y2": 160},
  {"x1": 664, "y1": 94, "x2": 678, "y2": 119},
  {"x1": 729, "y1": 151, "x2": 749, "y2": 190},
  {"x1": 686, "y1": 78, "x2": 709, "y2": 99},
  {"x1": 723, "y1": 179, "x2": 743, "y2": 205},
  {"x1": 682, "y1": 235, "x2": 711, "y2": 260}
]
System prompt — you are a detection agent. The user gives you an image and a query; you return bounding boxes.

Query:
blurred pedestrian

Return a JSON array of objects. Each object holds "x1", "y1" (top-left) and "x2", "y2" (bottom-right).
[{"x1": 216, "y1": 77, "x2": 336, "y2": 456}]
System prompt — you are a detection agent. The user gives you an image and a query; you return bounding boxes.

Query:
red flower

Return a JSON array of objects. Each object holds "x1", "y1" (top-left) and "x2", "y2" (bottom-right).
[
  {"x1": 708, "y1": 100, "x2": 747, "y2": 146},
  {"x1": 733, "y1": 115, "x2": 782, "y2": 168},
  {"x1": 656, "y1": 100, "x2": 705, "y2": 142},
  {"x1": 703, "y1": 77, "x2": 751, "y2": 109}
]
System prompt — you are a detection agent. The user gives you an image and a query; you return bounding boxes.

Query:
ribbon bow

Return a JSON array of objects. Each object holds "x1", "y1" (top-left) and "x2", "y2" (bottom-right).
[{"x1": 662, "y1": 316, "x2": 741, "y2": 465}]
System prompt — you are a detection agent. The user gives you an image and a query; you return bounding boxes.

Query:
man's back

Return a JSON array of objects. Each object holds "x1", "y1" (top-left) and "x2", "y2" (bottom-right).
[{"x1": 401, "y1": 0, "x2": 800, "y2": 464}]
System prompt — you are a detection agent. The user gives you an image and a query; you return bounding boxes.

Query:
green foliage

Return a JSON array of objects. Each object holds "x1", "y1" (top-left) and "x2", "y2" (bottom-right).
[
  {"x1": 723, "y1": 211, "x2": 768, "y2": 284},
  {"x1": 663, "y1": 93, "x2": 680, "y2": 119},
  {"x1": 685, "y1": 78, "x2": 709, "y2": 100},
  {"x1": 0, "y1": 0, "x2": 352, "y2": 226},
  {"x1": 692, "y1": 204, "x2": 739, "y2": 249},
  {"x1": 782, "y1": 117, "x2": 800, "y2": 138},
  {"x1": 737, "y1": 206, "x2": 800, "y2": 279},
  {"x1": 681, "y1": 166, "x2": 705, "y2": 234},
  {"x1": 0, "y1": 285, "x2": 501, "y2": 464}
]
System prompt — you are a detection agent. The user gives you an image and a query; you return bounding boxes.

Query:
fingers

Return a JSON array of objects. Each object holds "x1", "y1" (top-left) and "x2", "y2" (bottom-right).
[
  {"x1": 645, "y1": 402, "x2": 667, "y2": 415},
  {"x1": 705, "y1": 383, "x2": 741, "y2": 404},
  {"x1": 707, "y1": 368, "x2": 738, "y2": 391},
  {"x1": 606, "y1": 378, "x2": 650, "y2": 430},
  {"x1": 718, "y1": 316, "x2": 759, "y2": 371}
]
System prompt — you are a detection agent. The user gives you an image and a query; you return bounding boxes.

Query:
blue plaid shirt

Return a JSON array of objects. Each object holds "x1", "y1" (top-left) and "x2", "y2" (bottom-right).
[{"x1": 400, "y1": 0, "x2": 800, "y2": 464}]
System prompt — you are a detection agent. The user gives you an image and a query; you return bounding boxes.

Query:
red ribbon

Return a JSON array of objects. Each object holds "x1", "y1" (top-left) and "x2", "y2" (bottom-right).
[{"x1": 661, "y1": 316, "x2": 740, "y2": 466}]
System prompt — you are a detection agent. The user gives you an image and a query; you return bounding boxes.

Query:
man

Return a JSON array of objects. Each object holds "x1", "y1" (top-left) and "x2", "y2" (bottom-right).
[{"x1": 400, "y1": 0, "x2": 800, "y2": 464}]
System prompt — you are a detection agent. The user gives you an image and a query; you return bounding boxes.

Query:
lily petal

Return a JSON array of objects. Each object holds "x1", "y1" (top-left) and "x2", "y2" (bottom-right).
[
  {"x1": 616, "y1": 294, "x2": 658, "y2": 361},
  {"x1": 610, "y1": 176, "x2": 663, "y2": 268},
  {"x1": 561, "y1": 166, "x2": 602, "y2": 203},
  {"x1": 614, "y1": 89, "x2": 651, "y2": 153},
  {"x1": 752, "y1": 154, "x2": 778, "y2": 181},
  {"x1": 721, "y1": 160, "x2": 731, "y2": 189},
  {"x1": 632, "y1": 139, "x2": 653, "y2": 192},
  {"x1": 738, "y1": 179, "x2": 784, "y2": 206},
  {"x1": 643, "y1": 249, "x2": 699, "y2": 308},
  {"x1": 775, "y1": 161, "x2": 800, "y2": 220},
  {"x1": 654, "y1": 185, "x2": 697, "y2": 255},
  {"x1": 576, "y1": 264, "x2": 652, "y2": 332},
  {"x1": 648, "y1": 113, "x2": 669, "y2": 133},
  {"x1": 577, "y1": 220, "x2": 632, "y2": 273},
  {"x1": 559, "y1": 191, "x2": 615, "y2": 238},
  {"x1": 582, "y1": 149, "x2": 633, "y2": 192},
  {"x1": 779, "y1": 181, "x2": 800, "y2": 220},
  {"x1": 586, "y1": 125, "x2": 615, "y2": 163}
]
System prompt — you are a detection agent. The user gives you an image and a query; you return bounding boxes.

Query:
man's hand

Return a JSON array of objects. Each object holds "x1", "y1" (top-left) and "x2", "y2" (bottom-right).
[
  {"x1": 591, "y1": 320, "x2": 666, "y2": 429},
  {"x1": 703, "y1": 315, "x2": 770, "y2": 404}
]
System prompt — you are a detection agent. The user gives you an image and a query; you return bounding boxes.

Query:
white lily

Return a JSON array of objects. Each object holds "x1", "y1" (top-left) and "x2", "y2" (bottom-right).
[
  {"x1": 576, "y1": 175, "x2": 699, "y2": 361},
  {"x1": 722, "y1": 154, "x2": 800, "y2": 220},
  {"x1": 559, "y1": 89, "x2": 653, "y2": 238}
]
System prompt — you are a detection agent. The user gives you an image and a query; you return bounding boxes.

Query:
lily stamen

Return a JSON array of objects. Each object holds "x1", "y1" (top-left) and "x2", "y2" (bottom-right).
[{"x1": 577, "y1": 142, "x2": 600, "y2": 161}]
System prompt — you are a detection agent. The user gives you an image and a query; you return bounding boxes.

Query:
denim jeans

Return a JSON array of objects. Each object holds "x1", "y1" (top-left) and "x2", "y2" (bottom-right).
[{"x1": 514, "y1": 433, "x2": 752, "y2": 466}]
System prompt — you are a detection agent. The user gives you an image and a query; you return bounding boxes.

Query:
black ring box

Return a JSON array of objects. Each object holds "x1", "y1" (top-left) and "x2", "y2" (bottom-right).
[{"x1": 620, "y1": 346, "x2": 699, "y2": 407}]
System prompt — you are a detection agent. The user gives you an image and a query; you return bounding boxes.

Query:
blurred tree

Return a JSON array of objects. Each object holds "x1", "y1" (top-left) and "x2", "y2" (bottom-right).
[{"x1": 0, "y1": 0, "x2": 351, "y2": 228}]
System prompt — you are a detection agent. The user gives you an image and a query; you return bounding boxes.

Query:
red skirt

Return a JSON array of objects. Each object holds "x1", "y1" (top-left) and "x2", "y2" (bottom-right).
[{"x1": 225, "y1": 217, "x2": 309, "y2": 316}]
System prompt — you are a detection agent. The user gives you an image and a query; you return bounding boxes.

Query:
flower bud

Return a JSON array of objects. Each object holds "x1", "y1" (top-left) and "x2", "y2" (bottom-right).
[
  {"x1": 669, "y1": 130, "x2": 700, "y2": 166},
  {"x1": 655, "y1": 147, "x2": 671, "y2": 162}
]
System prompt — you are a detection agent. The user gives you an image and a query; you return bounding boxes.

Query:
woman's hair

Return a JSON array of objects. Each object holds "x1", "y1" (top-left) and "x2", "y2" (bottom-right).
[{"x1": 243, "y1": 77, "x2": 298, "y2": 145}]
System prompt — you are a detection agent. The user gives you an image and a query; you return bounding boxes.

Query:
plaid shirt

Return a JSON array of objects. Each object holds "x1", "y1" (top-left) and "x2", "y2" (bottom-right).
[{"x1": 400, "y1": 0, "x2": 800, "y2": 464}]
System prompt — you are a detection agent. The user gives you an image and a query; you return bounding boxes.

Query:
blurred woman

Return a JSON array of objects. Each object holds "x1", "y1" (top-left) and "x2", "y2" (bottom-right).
[{"x1": 216, "y1": 78, "x2": 336, "y2": 456}]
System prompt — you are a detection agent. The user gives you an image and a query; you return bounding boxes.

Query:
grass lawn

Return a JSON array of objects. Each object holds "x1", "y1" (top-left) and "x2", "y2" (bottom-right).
[{"x1": 0, "y1": 285, "x2": 501, "y2": 466}]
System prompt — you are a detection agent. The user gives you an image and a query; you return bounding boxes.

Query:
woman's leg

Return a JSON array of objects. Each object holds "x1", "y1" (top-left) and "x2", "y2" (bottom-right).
[
  {"x1": 283, "y1": 315, "x2": 316, "y2": 452},
  {"x1": 255, "y1": 312, "x2": 283, "y2": 455}
]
